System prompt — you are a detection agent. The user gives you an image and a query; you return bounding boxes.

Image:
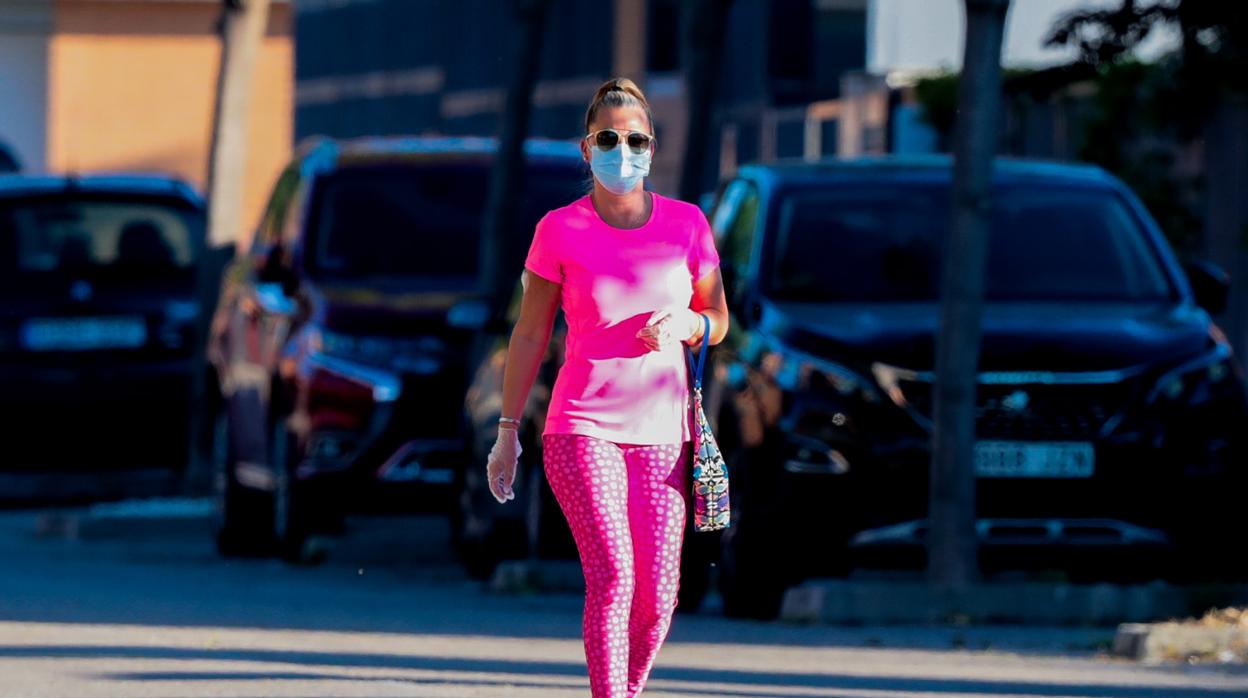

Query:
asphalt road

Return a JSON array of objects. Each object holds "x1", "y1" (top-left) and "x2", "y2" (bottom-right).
[{"x1": 0, "y1": 501, "x2": 1243, "y2": 698}]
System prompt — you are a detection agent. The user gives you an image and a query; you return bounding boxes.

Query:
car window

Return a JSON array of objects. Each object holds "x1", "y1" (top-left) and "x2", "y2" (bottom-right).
[
  {"x1": 0, "y1": 195, "x2": 201, "y2": 289},
  {"x1": 306, "y1": 161, "x2": 585, "y2": 281},
  {"x1": 767, "y1": 184, "x2": 1174, "y2": 303},
  {"x1": 714, "y1": 180, "x2": 760, "y2": 305}
]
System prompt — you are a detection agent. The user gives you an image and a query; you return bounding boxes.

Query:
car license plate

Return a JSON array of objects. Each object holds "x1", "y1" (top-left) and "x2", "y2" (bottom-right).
[
  {"x1": 21, "y1": 316, "x2": 148, "y2": 351},
  {"x1": 974, "y1": 441, "x2": 1094, "y2": 478}
]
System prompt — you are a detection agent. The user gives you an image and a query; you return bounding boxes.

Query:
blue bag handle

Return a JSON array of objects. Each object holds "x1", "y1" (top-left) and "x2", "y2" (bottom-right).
[{"x1": 688, "y1": 312, "x2": 710, "y2": 390}]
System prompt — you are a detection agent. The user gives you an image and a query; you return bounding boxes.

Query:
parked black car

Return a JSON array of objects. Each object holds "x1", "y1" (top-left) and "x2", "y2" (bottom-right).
[
  {"x1": 206, "y1": 136, "x2": 588, "y2": 560},
  {"x1": 704, "y1": 157, "x2": 1248, "y2": 617},
  {"x1": 0, "y1": 174, "x2": 207, "y2": 499}
]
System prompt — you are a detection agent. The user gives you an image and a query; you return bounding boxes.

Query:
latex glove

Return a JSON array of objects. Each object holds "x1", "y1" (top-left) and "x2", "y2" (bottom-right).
[
  {"x1": 636, "y1": 307, "x2": 703, "y2": 352},
  {"x1": 486, "y1": 427, "x2": 521, "y2": 503}
]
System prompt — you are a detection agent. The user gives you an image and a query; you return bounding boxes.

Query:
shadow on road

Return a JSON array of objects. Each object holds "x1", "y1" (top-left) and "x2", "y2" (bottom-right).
[
  {"x1": 2, "y1": 508, "x2": 1246, "y2": 697},
  {"x1": 0, "y1": 509, "x2": 1140, "y2": 659},
  {"x1": 0, "y1": 644, "x2": 1225, "y2": 697}
]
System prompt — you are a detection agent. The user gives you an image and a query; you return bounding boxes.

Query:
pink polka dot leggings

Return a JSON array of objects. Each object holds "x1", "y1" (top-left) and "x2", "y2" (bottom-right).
[{"x1": 541, "y1": 433, "x2": 690, "y2": 698}]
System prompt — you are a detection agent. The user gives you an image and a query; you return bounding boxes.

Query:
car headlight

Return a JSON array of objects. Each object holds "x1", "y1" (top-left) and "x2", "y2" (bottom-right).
[
  {"x1": 1147, "y1": 344, "x2": 1237, "y2": 406},
  {"x1": 770, "y1": 346, "x2": 881, "y2": 404},
  {"x1": 781, "y1": 431, "x2": 852, "y2": 475}
]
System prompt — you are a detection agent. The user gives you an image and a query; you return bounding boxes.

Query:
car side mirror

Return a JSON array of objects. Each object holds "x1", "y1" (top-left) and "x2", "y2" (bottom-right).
[
  {"x1": 256, "y1": 244, "x2": 298, "y2": 295},
  {"x1": 1186, "y1": 260, "x2": 1230, "y2": 315}
]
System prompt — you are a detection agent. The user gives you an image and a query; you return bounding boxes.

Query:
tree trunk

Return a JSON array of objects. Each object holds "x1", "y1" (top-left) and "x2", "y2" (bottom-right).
[
  {"x1": 928, "y1": 0, "x2": 1011, "y2": 593},
  {"x1": 678, "y1": 0, "x2": 733, "y2": 204},
  {"x1": 480, "y1": 0, "x2": 553, "y2": 307},
  {"x1": 206, "y1": 0, "x2": 271, "y2": 249}
]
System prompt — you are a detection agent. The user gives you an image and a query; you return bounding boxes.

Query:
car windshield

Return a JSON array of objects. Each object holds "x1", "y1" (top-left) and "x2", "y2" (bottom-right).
[
  {"x1": 767, "y1": 184, "x2": 1175, "y2": 303},
  {"x1": 308, "y1": 161, "x2": 586, "y2": 280},
  {"x1": 0, "y1": 195, "x2": 201, "y2": 290}
]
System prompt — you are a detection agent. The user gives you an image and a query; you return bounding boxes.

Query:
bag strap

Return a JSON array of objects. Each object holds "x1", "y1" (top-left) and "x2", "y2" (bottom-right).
[{"x1": 689, "y1": 312, "x2": 710, "y2": 390}]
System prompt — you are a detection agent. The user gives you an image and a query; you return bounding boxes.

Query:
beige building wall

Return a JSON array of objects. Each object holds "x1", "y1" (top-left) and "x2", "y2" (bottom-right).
[{"x1": 47, "y1": 0, "x2": 292, "y2": 239}]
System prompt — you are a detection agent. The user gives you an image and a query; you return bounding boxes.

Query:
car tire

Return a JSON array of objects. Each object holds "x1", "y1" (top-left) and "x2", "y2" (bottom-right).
[
  {"x1": 212, "y1": 409, "x2": 274, "y2": 558},
  {"x1": 718, "y1": 508, "x2": 791, "y2": 620},
  {"x1": 272, "y1": 421, "x2": 325, "y2": 565},
  {"x1": 524, "y1": 445, "x2": 575, "y2": 561},
  {"x1": 451, "y1": 449, "x2": 524, "y2": 580},
  {"x1": 717, "y1": 443, "x2": 791, "y2": 620},
  {"x1": 676, "y1": 527, "x2": 718, "y2": 614}
]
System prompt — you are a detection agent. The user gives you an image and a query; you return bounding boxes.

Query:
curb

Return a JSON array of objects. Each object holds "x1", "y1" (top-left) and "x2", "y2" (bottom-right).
[
  {"x1": 780, "y1": 580, "x2": 1193, "y2": 626},
  {"x1": 32, "y1": 497, "x2": 215, "y2": 541}
]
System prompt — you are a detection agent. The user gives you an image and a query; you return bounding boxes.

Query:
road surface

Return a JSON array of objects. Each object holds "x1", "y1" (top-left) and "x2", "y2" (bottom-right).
[{"x1": 0, "y1": 502, "x2": 1242, "y2": 697}]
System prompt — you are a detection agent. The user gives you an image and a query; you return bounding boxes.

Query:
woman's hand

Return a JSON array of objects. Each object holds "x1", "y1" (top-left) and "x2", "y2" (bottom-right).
[
  {"x1": 636, "y1": 307, "x2": 702, "y2": 351},
  {"x1": 486, "y1": 427, "x2": 521, "y2": 503}
]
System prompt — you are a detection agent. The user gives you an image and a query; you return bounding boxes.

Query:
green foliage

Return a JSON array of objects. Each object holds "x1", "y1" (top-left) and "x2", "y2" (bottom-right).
[
  {"x1": 912, "y1": 68, "x2": 1039, "y2": 149},
  {"x1": 1075, "y1": 59, "x2": 1204, "y2": 252},
  {"x1": 1045, "y1": 0, "x2": 1173, "y2": 67},
  {"x1": 912, "y1": 72, "x2": 959, "y2": 140},
  {"x1": 1044, "y1": 0, "x2": 1248, "y2": 252}
]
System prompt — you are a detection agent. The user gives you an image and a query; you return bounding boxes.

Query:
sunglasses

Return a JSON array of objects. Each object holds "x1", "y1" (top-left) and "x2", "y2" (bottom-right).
[{"x1": 585, "y1": 128, "x2": 655, "y2": 154}]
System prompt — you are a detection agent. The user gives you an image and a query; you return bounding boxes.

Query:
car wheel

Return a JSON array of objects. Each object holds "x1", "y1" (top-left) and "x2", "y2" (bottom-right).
[
  {"x1": 450, "y1": 437, "x2": 529, "y2": 580},
  {"x1": 272, "y1": 421, "x2": 326, "y2": 565},
  {"x1": 717, "y1": 442, "x2": 793, "y2": 620},
  {"x1": 676, "y1": 527, "x2": 718, "y2": 614},
  {"x1": 525, "y1": 447, "x2": 574, "y2": 560},
  {"x1": 718, "y1": 508, "x2": 789, "y2": 620},
  {"x1": 212, "y1": 409, "x2": 274, "y2": 557}
]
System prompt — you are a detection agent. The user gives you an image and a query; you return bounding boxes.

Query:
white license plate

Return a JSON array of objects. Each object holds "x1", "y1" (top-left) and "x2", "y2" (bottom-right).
[
  {"x1": 974, "y1": 441, "x2": 1094, "y2": 478},
  {"x1": 21, "y1": 316, "x2": 148, "y2": 351}
]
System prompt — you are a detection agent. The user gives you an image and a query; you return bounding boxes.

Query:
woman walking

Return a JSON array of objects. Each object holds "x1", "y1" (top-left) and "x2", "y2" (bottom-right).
[{"x1": 486, "y1": 77, "x2": 729, "y2": 697}]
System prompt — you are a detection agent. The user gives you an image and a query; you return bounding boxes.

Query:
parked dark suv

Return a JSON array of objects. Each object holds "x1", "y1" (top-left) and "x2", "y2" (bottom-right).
[
  {"x1": 0, "y1": 174, "x2": 207, "y2": 499},
  {"x1": 706, "y1": 157, "x2": 1248, "y2": 617},
  {"x1": 206, "y1": 136, "x2": 588, "y2": 560}
]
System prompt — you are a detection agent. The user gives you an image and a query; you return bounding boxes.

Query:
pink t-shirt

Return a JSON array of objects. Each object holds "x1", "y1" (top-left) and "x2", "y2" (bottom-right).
[{"x1": 524, "y1": 192, "x2": 721, "y2": 445}]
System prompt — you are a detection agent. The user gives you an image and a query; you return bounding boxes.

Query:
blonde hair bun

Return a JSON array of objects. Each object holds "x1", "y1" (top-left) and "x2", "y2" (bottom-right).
[{"x1": 585, "y1": 77, "x2": 654, "y2": 133}]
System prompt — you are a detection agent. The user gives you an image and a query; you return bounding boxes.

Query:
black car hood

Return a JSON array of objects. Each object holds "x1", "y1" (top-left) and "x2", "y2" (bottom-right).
[
  {"x1": 313, "y1": 280, "x2": 482, "y2": 336},
  {"x1": 760, "y1": 300, "x2": 1212, "y2": 373}
]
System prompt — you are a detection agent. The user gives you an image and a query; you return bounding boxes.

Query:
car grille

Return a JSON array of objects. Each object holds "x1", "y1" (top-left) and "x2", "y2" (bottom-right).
[{"x1": 896, "y1": 378, "x2": 1139, "y2": 440}]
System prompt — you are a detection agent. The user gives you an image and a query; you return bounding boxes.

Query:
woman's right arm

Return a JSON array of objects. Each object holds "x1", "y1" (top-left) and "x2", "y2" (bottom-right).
[{"x1": 499, "y1": 270, "x2": 562, "y2": 423}]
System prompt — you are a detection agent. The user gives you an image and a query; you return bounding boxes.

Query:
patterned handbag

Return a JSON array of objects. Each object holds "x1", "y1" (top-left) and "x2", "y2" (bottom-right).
[{"x1": 686, "y1": 313, "x2": 730, "y2": 532}]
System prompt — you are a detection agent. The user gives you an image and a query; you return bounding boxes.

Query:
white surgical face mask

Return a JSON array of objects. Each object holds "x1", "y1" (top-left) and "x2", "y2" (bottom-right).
[{"x1": 589, "y1": 145, "x2": 651, "y2": 195}]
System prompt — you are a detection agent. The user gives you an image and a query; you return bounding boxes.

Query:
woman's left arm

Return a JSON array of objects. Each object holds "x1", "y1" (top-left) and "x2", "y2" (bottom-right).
[{"x1": 687, "y1": 269, "x2": 730, "y2": 347}]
